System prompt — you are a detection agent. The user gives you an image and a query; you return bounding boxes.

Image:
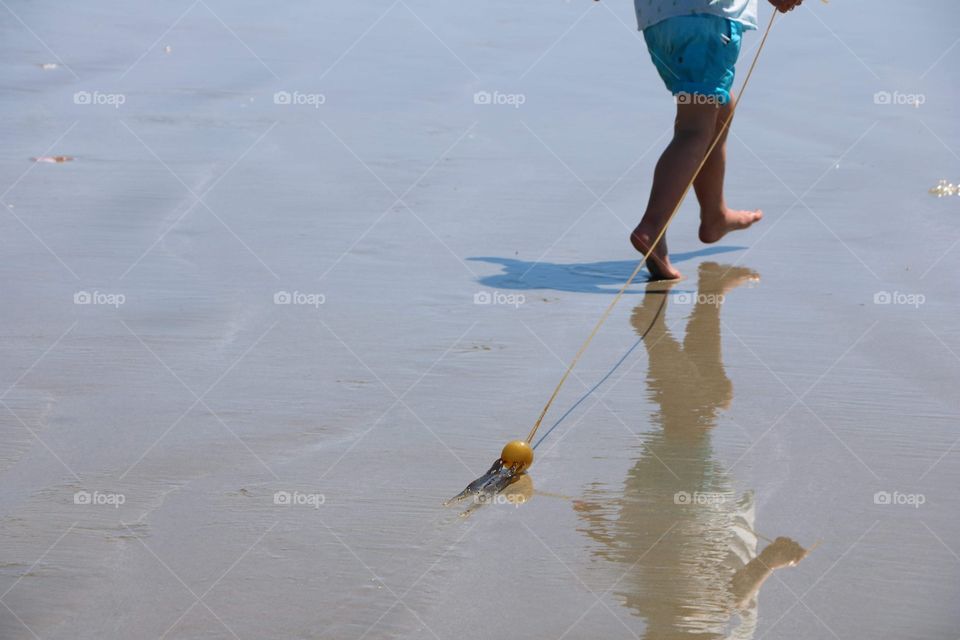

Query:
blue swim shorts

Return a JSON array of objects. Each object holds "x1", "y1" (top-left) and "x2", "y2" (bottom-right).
[{"x1": 643, "y1": 14, "x2": 743, "y2": 105}]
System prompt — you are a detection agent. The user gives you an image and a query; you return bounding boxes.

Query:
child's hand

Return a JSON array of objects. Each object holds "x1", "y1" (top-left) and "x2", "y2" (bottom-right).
[{"x1": 768, "y1": 0, "x2": 803, "y2": 12}]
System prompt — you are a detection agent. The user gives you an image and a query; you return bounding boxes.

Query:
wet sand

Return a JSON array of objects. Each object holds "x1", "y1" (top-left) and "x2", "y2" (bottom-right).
[{"x1": 1, "y1": 0, "x2": 959, "y2": 638}]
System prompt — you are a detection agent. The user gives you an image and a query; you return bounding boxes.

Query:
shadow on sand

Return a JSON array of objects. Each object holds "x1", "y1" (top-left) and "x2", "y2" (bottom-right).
[{"x1": 468, "y1": 246, "x2": 745, "y2": 294}]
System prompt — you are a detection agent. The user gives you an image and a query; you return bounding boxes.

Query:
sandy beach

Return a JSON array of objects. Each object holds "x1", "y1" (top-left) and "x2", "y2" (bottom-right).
[{"x1": 1, "y1": 0, "x2": 958, "y2": 638}]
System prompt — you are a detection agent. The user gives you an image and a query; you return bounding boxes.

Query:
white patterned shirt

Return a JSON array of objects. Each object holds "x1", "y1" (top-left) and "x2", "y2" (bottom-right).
[{"x1": 635, "y1": 0, "x2": 759, "y2": 31}]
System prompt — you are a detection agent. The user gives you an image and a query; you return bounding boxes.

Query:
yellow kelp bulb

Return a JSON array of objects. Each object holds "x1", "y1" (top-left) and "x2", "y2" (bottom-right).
[{"x1": 501, "y1": 440, "x2": 534, "y2": 472}]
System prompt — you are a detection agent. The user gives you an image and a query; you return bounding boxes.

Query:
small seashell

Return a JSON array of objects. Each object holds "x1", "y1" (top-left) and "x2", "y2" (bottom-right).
[
  {"x1": 929, "y1": 179, "x2": 958, "y2": 197},
  {"x1": 31, "y1": 155, "x2": 74, "y2": 164}
]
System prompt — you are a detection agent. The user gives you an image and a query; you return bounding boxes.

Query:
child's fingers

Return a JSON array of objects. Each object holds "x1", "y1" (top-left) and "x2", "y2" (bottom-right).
[{"x1": 770, "y1": 0, "x2": 802, "y2": 12}]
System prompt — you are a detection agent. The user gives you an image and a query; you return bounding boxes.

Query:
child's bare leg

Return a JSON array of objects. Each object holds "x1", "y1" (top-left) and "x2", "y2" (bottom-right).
[
  {"x1": 631, "y1": 102, "x2": 718, "y2": 280},
  {"x1": 694, "y1": 93, "x2": 763, "y2": 244},
  {"x1": 692, "y1": 100, "x2": 732, "y2": 218}
]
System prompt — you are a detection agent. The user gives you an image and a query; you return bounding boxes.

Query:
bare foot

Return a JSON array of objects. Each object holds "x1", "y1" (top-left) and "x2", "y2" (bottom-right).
[
  {"x1": 698, "y1": 208, "x2": 763, "y2": 244},
  {"x1": 630, "y1": 226, "x2": 681, "y2": 281}
]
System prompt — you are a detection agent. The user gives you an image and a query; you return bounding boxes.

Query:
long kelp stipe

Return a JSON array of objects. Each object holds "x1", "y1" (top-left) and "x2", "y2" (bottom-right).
[{"x1": 446, "y1": 295, "x2": 668, "y2": 514}]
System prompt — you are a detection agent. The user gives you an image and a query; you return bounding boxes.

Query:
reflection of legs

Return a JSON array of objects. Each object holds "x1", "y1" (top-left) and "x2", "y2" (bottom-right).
[
  {"x1": 684, "y1": 275, "x2": 731, "y2": 410},
  {"x1": 683, "y1": 263, "x2": 759, "y2": 408},
  {"x1": 684, "y1": 282, "x2": 724, "y2": 375},
  {"x1": 694, "y1": 93, "x2": 764, "y2": 244},
  {"x1": 632, "y1": 290, "x2": 680, "y2": 365},
  {"x1": 632, "y1": 289, "x2": 696, "y2": 433}
]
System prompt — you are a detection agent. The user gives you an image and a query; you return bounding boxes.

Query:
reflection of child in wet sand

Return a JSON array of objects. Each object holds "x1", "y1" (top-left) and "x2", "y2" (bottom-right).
[
  {"x1": 635, "y1": 262, "x2": 758, "y2": 430},
  {"x1": 574, "y1": 263, "x2": 808, "y2": 638},
  {"x1": 629, "y1": 0, "x2": 803, "y2": 280}
]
